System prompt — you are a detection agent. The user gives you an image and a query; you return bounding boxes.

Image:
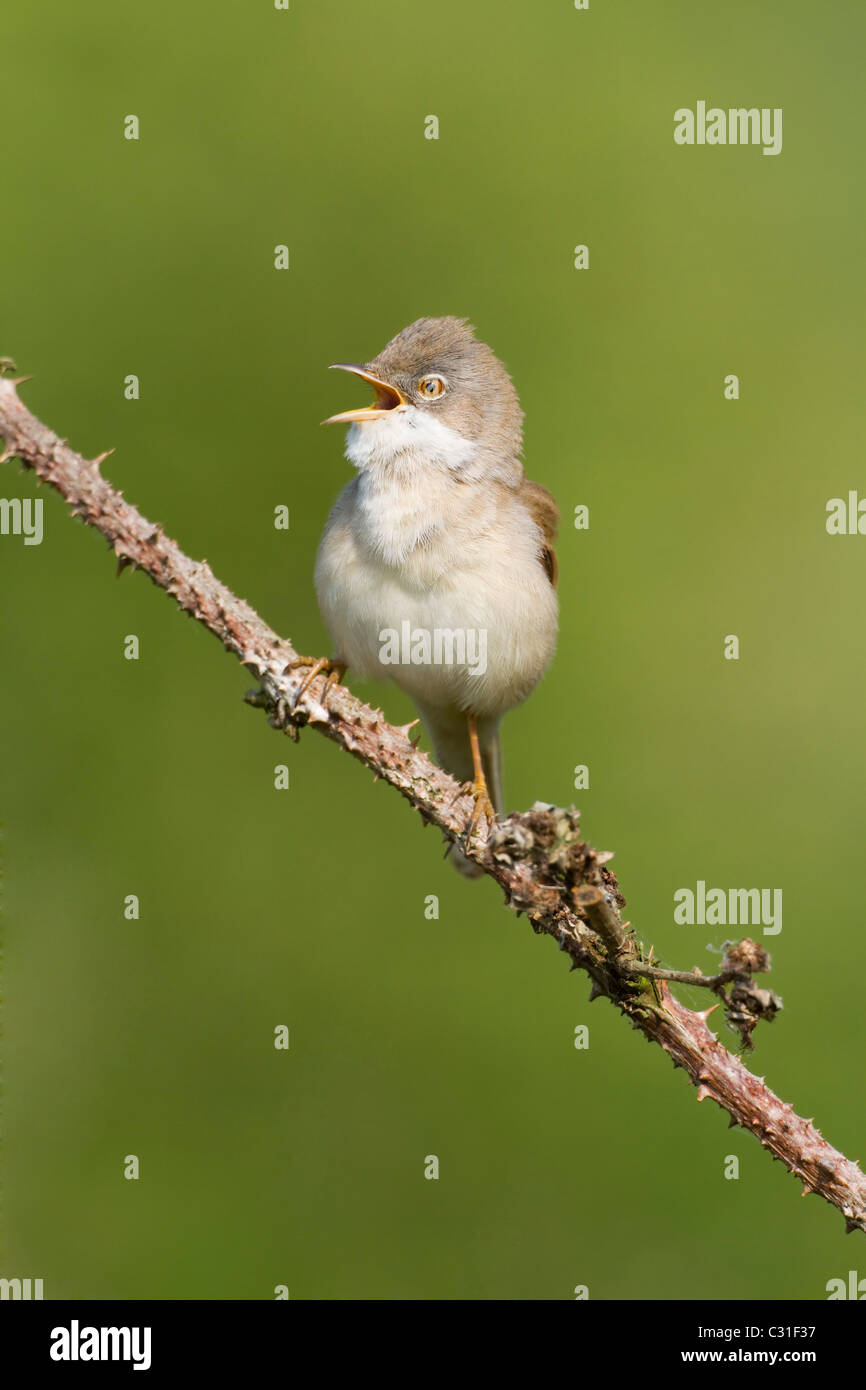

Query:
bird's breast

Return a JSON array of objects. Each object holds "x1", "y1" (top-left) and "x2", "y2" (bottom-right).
[{"x1": 315, "y1": 481, "x2": 558, "y2": 718}]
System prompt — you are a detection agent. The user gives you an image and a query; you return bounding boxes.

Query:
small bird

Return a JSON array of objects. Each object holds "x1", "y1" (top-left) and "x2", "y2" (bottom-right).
[{"x1": 315, "y1": 317, "x2": 559, "y2": 875}]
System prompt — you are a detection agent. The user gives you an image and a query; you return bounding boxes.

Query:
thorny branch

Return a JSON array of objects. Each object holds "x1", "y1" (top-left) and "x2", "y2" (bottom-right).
[{"x1": 2, "y1": 373, "x2": 864, "y2": 1235}]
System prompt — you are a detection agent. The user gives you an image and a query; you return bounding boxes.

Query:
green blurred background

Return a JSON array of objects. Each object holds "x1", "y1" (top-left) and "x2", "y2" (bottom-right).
[{"x1": 2, "y1": 0, "x2": 864, "y2": 1300}]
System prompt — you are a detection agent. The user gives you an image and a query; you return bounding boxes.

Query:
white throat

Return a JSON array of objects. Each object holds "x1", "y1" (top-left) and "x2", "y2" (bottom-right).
[{"x1": 345, "y1": 406, "x2": 477, "y2": 475}]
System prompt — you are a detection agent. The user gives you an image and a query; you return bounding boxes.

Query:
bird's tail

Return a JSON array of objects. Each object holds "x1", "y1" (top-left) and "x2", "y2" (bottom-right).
[{"x1": 417, "y1": 704, "x2": 502, "y2": 879}]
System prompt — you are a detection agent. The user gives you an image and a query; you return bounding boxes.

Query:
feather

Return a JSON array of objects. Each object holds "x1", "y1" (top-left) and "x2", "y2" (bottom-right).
[{"x1": 517, "y1": 477, "x2": 559, "y2": 588}]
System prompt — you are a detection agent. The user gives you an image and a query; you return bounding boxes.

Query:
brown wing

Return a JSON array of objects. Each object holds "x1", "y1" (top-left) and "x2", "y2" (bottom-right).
[{"x1": 519, "y1": 477, "x2": 559, "y2": 589}]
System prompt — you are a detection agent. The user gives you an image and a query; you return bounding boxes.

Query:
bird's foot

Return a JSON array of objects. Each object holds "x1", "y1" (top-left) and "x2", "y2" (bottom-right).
[
  {"x1": 286, "y1": 655, "x2": 347, "y2": 710},
  {"x1": 463, "y1": 772, "x2": 497, "y2": 847}
]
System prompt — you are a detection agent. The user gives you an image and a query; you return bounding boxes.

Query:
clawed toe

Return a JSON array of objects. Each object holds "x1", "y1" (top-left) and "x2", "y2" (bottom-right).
[
  {"x1": 463, "y1": 775, "x2": 497, "y2": 845},
  {"x1": 287, "y1": 655, "x2": 347, "y2": 710}
]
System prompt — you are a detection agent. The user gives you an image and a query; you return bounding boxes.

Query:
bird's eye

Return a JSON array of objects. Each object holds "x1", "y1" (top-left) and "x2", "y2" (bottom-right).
[{"x1": 418, "y1": 374, "x2": 445, "y2": 398}]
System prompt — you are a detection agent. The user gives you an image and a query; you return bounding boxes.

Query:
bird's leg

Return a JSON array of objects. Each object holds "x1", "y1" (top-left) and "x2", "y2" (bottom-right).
[
  {"x1": 463, "y1": 712, "x2": 497, "y2": 842},
  {"x1": 286, "y1": 655, "x2": 347, "y2": 710}
]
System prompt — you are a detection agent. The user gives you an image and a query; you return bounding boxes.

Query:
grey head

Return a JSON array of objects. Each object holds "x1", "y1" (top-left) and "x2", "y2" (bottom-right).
[{"x1": 322, "y1": 316, "x2": 524, "y2": 481}]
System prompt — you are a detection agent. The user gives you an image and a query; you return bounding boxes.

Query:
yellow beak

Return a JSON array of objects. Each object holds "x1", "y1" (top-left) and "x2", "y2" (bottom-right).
[{"x1": 321, "y1": 363, "x2": 408, "y2": 425}]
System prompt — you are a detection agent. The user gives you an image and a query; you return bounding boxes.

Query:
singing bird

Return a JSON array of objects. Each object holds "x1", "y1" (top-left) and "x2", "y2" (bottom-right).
[{"x1": 314, "y1": 317, "x2": 559, "y2": 875}]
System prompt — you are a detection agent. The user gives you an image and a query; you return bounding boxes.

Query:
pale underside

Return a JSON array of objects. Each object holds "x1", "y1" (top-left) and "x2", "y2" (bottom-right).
[{"x1": 315, "y1": 408, "x2": 559, "y2": 869}]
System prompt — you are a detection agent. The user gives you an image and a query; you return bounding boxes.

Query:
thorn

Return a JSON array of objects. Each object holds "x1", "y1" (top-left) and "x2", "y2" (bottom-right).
[
  {"x1": 695, "y1": 1085, "x2": 711, "y2": 1102},
  {"x1": 10, "y1": 374, "x2": 34, "y2": 386},
  {"x1": 728, "y1": 1116, "x2": 738, "y2": 1128},
  {"x1": 801, "y1": 1185, "x2": 812, "y2": 1198},
  {"x1": 696, "y1": 1005, "x2": 720, "y2": 1022},
  {"x1": 92, "y1": 448, "x2": 115, "y2": 468},
  {"x1": 588, "y1": 983, "x2": 604, "y2": 1002},
  {"x1": 116, "y1": 555, "x2": 133, "y2": 578},
  {"x1": 0, "y1": 447, "x2": 15, "y2": 464},
  {"x1": 845, "y1": 1219, "x2": 860, "y2": 1235}
]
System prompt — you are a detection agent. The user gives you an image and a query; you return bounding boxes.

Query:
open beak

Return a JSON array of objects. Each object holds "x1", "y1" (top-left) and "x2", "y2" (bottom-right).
[{"x1": 321, "y1": 364, "x2": 408, "y2": 425}]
